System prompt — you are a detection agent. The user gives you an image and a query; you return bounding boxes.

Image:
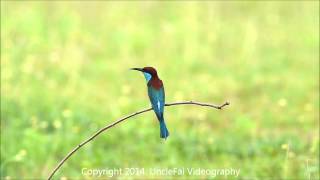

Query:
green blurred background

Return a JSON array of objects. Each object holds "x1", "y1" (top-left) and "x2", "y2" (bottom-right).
[{"x1": 1, "y1": 1, "x2": 319, "y2": 179}]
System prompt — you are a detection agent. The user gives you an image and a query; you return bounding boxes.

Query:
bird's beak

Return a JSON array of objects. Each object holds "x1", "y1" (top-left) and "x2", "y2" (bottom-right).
[{"x1": 130, "y1": 68, "x2": 143, "y2": 72}]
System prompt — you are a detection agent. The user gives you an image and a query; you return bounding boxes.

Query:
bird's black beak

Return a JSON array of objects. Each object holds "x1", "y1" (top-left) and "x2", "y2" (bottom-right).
[{"x1": 130, "y1": 68, "x2": 143, "y2": 72}]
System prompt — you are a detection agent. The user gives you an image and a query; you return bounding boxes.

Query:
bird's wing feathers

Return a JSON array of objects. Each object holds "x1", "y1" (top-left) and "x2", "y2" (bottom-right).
[{"x1": 148, "y1": 86, "x2": 165, "y2": 119}]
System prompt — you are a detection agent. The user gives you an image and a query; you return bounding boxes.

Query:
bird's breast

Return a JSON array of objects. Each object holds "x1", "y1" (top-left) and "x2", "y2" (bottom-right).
[{"x1": 148, "y1": 79, "x2": 163, "y2": 90}]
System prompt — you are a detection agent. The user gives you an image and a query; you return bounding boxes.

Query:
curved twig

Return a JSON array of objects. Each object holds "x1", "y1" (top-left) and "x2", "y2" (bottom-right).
[{"x1": 47, "y1": 100, "x2": 230, "y2": 179}]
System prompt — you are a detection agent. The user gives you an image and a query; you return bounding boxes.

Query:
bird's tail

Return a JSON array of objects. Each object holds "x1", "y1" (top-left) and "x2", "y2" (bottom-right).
[{"x1": 159, "y1": 120, "x2": 169, "y2": 139}]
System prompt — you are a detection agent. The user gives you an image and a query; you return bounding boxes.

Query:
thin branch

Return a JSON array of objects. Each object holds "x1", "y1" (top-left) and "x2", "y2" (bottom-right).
[{"x1": 47, "y1": 100, "x2": 230, "y2": 180}]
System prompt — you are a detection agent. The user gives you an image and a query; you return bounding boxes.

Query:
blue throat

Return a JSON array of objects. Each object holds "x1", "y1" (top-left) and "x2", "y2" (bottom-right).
[{"x1": 143, "y1": 72, "x2": 152, "y2": 82}]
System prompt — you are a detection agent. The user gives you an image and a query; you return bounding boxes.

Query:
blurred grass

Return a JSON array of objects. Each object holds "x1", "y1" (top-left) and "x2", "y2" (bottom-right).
[{"x1": 1, "y1": 1, "x2": 319, "y2": 179}]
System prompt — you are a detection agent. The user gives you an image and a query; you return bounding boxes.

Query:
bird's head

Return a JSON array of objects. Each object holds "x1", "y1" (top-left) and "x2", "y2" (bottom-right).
[{"x1": 130, "y1": 67, "x2": 158, "y2": 82}]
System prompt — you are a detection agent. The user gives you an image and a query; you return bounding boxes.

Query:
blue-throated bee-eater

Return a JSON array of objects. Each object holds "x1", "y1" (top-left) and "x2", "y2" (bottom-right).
[{"x1": 131, "y1": 67, "x2": 169, "y2": 139}]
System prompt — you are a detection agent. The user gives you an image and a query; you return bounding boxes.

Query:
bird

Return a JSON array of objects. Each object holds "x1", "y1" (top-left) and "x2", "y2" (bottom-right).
[{"x1": 131, "y1": 67, "x2": 169, "y2": 139}]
